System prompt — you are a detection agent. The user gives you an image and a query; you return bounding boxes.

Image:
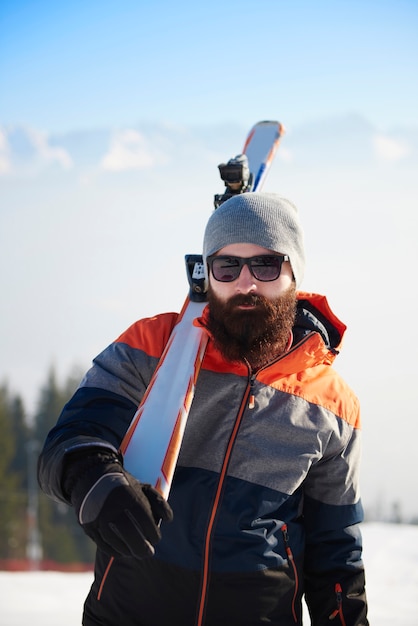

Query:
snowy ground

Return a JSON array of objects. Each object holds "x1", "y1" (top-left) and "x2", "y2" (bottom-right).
[{"x1": 1, "y1": 523, "x2": 417, "y2": 625}]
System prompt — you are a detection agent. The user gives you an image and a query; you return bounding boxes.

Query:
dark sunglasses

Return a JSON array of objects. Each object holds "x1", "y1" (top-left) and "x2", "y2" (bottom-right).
[{"x1": 208, "y1": 254, "x2": 289, "y2": 283}]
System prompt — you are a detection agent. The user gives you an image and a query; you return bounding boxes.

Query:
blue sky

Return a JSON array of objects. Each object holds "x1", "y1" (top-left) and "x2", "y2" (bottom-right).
[
  {"x1": 2, "y1": 0, "x2": 417, "y2": 132},
  {"x1": 1, "y1": 0, "x2": 418, "y2": 520}
]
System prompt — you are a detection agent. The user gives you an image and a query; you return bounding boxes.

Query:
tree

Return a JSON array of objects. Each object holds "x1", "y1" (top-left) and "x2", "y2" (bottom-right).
[
  {"x1": 34, "y1": 366, "x2": 95, "y2": 564},
  {"x1": 9, "y1": 395, "x2": 29, "y2": 478},
  {"x1": 0, "y1": 384, "x2": 27, "y2": 559}
]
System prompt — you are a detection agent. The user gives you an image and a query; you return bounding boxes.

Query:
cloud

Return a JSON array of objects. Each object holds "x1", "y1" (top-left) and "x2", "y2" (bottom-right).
[
  {"x1": 0, "y1": 126, "x2": 73, "y2": 176},
  {"x1": 26, "y1": 127, "x2": 73, "y2": 170},
  {"x1": 0, "y1": 129, "x2": 12, "y2": 174},
  {"x1": 277, "y1": 146, "x2": 293, "y2": 163},
  {"x1": 100, "y1": 129, "x2": 168, "y2": 171},
  {"x1": 2, "y1": 119, "x2": 416, "y2": 181},
  {"x1": 373, "y1": 133, "x2": 410, "y2": 161}
]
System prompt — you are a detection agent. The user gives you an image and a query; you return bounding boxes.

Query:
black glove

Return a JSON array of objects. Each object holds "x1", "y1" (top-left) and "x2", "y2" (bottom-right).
[{"x1": 64, "y1": 451, "x2": 173, "y2": 558}]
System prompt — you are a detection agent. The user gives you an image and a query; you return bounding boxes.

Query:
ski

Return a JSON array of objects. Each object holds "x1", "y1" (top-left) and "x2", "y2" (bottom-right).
[{"x1": 121, "y1": 121, "x2": 284, "y2": 498}]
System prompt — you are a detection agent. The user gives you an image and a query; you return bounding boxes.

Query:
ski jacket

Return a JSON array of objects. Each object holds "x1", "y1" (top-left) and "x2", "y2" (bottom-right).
[{"x1": 38, "y1": 291, "x2": 368, "y2": 626}]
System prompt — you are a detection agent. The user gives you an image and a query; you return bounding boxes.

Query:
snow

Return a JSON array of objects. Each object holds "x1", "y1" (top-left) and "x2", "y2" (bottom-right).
[{"x1": 1, "y1": 523, "x2": 417, "y2": 625}]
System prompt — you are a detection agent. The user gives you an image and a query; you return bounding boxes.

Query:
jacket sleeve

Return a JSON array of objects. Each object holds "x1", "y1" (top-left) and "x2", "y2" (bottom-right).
[
  {"x1": 302, "y1": 417, "x2": 368, "y2": 625},
  {"x1": 38, "y1": 313, "x2": 177, "y2": 504}
]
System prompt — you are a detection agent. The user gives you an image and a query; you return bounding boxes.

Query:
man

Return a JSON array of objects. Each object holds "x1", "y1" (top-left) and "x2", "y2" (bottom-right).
[{"x1": 38, "y1": 193, "x2": 368, "y2": 625}]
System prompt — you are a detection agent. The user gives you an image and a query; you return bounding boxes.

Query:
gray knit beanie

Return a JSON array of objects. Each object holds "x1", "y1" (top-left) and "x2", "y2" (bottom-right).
[{"x1": 203, "y1": 192, "x2": 305, "y2": 287}]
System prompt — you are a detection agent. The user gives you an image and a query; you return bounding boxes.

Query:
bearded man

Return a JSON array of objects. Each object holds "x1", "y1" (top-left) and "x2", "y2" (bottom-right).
[{"x1": 38, "y1": 193, "x2": 368, "y2": 626}]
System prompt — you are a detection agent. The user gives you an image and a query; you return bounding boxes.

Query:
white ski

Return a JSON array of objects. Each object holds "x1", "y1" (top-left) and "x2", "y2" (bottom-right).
[{"x1": 121, "y1": 121, "x2": 284, "y2": 498}]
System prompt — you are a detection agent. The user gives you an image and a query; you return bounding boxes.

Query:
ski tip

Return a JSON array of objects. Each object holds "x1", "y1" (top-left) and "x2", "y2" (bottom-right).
[
  {"x1": 247, "y1": 120, "x2": 286, "y2": 142},
  {"x1": 254, "y1": 120, "x2": 285, "y2": 130}
]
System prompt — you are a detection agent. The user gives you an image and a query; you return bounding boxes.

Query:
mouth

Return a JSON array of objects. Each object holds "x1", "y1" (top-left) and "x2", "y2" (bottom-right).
[
  {"x1": 236, "y1": 303, "x2": 258, "y2": 310},
  {"x1": 233, "y1": 295, "x2": 262, "y2": 310}
]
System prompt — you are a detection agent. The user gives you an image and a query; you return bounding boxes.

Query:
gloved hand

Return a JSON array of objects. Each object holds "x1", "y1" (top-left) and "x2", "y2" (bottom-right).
[{"x1": 64, "y1": 451, "x2": 173, "y2": 558}]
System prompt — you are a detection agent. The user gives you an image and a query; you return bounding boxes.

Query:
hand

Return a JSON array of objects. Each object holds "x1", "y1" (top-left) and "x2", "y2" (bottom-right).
[{"x1": 67, "y1": 452, "x2": 173, "y2": 558}]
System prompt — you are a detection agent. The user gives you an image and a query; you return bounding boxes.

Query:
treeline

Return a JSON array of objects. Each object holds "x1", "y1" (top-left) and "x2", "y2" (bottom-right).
[
  {"x1": 2, "y1": 366, "x2": 416, "y2": 567},
  {"x1": 0, "y1": 367, "x2": 95, "y2": 566}
]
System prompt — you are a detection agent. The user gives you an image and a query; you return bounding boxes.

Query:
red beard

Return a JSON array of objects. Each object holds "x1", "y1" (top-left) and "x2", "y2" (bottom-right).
[{"x1": 205, "y1": 284, "x2": 297, "y2": 370}]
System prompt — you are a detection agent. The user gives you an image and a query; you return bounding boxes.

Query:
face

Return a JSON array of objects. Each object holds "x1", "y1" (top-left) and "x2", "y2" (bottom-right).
[
  {"x1": 208, "y1": 243, "x2": 294, "y2": 303},
  {"x1": 206, "y1": 243, "x2": 297, "y2": 369}
]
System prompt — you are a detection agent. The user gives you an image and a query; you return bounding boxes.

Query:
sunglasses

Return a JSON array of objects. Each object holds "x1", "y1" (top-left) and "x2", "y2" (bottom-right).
[{"x1": 208, "y1": 254, "x2": 289, "y2": 283}]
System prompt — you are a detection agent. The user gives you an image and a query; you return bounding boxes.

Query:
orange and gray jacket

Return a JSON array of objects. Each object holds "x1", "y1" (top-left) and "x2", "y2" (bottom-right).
[{"x1": 38, "y1": 291, "x2": 368, "y2": 626}]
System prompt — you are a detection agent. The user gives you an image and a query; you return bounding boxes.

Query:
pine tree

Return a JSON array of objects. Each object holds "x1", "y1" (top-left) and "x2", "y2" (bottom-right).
[
  {"x1": 9, "y1": 395, "x2": 29, "y2": 478},
  {"x1": 34, "y1": 366, "x2": 95, "y2": 564},
  {"x1": 0, "y1": 385, "x2": 27, "y2": 559}
]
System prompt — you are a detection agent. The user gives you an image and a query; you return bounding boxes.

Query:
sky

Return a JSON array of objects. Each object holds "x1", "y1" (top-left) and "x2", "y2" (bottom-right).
[
  {"x1": 1, "y1": 0, "x2": 417, "y2": 131},
  {"x1": 1, "y1": 1, "x2": 418, "y2": 519},
  {"x1": 2, "y1": 524, "x2": 418, "y2": 624}
]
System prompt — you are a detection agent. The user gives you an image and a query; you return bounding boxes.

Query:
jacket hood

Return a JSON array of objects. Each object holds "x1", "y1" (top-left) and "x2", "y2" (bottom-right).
[{"x1": 294, "y1": 291, "x2": 346, "y2": 354}]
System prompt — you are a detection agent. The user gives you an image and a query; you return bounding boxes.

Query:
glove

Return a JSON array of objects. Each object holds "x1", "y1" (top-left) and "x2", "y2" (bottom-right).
[{"x1": 65, "y1": 451, "x2": 173, "y2": 558}]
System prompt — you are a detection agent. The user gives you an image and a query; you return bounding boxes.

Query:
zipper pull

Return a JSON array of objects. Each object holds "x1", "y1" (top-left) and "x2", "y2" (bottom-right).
[
  {"x1": 281, "y1": 523, "x2": 299, "y2": 623},
  {"x1": 281, "y1": 523, "x2": 294, "y2": 561},
  {"x1": 329, "y1": 583, "x2": 346, "y2": 624},
  {"x1": 248, "y1": 375, "x2": 255, "y2": 409}
]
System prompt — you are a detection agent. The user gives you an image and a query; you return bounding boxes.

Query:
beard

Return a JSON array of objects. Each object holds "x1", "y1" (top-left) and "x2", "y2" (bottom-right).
[{"x1": 205, "y1": 283, "x2": 297, "y2": 370}]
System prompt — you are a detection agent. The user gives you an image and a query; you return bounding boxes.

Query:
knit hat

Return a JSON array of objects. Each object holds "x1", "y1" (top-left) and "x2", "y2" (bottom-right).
[{"x1": 203, "y1": 192, "x2": 305, "y2": 287}]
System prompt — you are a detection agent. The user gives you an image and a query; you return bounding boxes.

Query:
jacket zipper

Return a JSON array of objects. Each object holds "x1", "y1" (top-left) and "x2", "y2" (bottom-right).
[
  {"x1": 281, "y1": 523, "x2": 299, "y2": 623},
  {"x1": 195, "y1": 333, "x2": 315, "y2": 624},
  {"x1": 196, "y1": 380, "x2": 253, "y2": 626},
  {"x1": 97, "y1": 556, "x2": 114, "y2": 601},
  {"x1": 329, "y1": 583, "x2": 347, "y2": 625}
]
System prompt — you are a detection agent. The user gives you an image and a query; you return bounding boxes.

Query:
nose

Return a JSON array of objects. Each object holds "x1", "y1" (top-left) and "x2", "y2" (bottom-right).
[{"x1": 235, "y1": 264, "x2": 257, "y2": 293}]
